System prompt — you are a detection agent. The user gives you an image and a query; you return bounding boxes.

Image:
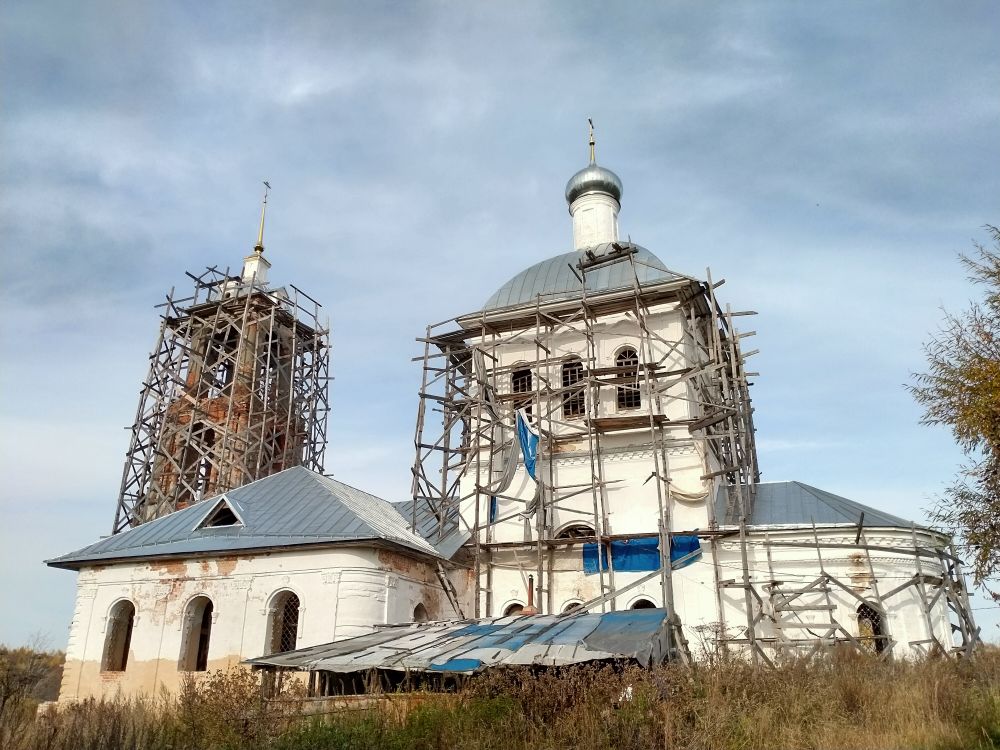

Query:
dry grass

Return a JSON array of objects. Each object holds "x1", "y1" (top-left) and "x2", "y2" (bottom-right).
[{"x1": 3, "y1": 649, "x2": 1000, "y2": 750}]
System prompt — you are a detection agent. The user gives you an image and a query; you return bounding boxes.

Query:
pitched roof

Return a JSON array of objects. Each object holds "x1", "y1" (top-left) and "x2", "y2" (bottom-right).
[
  {"x1": 714, "y1": 481, "x2": 915, "y2": 528},
  {"x1": 393, "y1": 497, "x2": 468, "y2": 559},
  {"x1": 47, "y1": 467, "x2": 438, "y2": 569},
  {"x1": 482, "y1": 243, "x2": 685, "y2": 312},
  {"x1": 246, "y1": 608, "x2": 671, "y2": 674}
]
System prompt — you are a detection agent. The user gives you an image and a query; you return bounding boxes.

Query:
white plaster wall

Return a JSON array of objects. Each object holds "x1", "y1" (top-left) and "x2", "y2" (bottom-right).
[
  {"x1": 459, "y1": 302, "x2": 712, "y2": 549},
  {"x1": 58, "y1": 545, "x2": 442, "y2": 701},
  {"x1": 570, "y1": 193, "x2": 620, "y2": 249},
  {"x1": 469, "y1": 526, "x2": 958, "y2": 660}
]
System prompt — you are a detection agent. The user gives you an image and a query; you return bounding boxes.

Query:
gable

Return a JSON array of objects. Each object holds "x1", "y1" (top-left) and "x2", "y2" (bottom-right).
[{"x1": 195, "y1": 496, "x2": 244, "y2": 529}]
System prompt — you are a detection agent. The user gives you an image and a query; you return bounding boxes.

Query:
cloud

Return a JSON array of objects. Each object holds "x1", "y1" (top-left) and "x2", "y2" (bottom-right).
[{"x1": 1, "y1": 0, "x2": 998, "y2": 646}]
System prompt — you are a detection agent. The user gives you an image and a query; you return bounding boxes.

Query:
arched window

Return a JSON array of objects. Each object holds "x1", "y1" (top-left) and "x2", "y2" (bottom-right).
[
  {"x1": 511, "y1": 366, "x2": 533, "y2": 416},
  {"x1": 179, "y1": 596, "x2": 214, "y2": 672},
  {"x1": 630, "y1": 598, "x2": 656, "y2": 610},
  {"x1": 562, "y1": 601, "x2": 583, "y2": 614},
  {"x1": 857, "y1": 603, "x2": 886, "y2": 654},
  {"x1": 561, "y1": 358, "x2": 585, "y2": 418},
  {"x1": 102, "y1": 600, "x2": 135, "y2": 672},
  {"x1": 615, "y1": 347, "x2": 641, "y2": 410},
  {"x1": 503, "y1": 602, "x2": 525, "y2": 617},
  {"x1": 268, "y1": 591, "x2": 301, "y2": 655},
  {"x1": 413, "y1": 603, "x2": 429, "y2": 623},
  {"x1": 556, "y1": 523, "x2": 595, "y2": 540}
]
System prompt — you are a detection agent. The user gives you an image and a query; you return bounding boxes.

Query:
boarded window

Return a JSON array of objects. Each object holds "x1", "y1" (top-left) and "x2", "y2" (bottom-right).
[
  {"x1": 269, "y1": 592, "x2": 301, "y2": 654},
  {"x1": 616, "y1": 347, "x2": 641, "y2": 410},
  {"x1": 561, "y1": 358, "x2": 585, "y2": 418},
  {"x1": 102, "y1": 600, "x2": 135, "y2": 672}
]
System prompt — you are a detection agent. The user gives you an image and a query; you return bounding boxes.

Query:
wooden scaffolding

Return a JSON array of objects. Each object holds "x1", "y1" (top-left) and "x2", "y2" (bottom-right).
[{"x1": 111, "y1": 266, "x2": 330, "y2": 533}]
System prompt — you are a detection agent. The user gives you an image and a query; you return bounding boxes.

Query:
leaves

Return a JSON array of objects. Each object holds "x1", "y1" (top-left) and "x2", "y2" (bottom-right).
[{"x1": 910, "y1": 226, "x2": 1000, "y2": 586}]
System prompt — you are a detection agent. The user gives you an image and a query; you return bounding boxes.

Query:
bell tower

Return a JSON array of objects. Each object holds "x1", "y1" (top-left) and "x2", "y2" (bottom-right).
[{"x1": 111, "y1": 185, "x2": 330, "y2": 532}]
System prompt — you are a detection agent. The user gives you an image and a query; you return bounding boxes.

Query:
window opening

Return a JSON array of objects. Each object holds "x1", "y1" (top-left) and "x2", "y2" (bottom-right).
[
  {"x1": 413, "y1": 603, "x2": 429, "y2": 623},
  {"x1": 180, "y1": 597, "x2": 214, "y2": 671},
  {"x1": 857, "y1": 603, "x2": 886, "y2": 654},
  {"x1": 630, "y1": 598, "x2": 656, "y2": 610},
  {"x1": 198, "y1": 498, "x2": 242, "y2": 528},
  {"x1": 561, "y1": 358, "x2": 585, "y2": 418},
  {"x1": 616, "y1": 347, "x2": 641, "y2": 410},
  {"x1": 511, "y1": 367, "x2": 533, "y2": 417},
  {"x1": 503, "y1": 602, "x2": 525, "y2": 617},
  {"x1": 556, "y1": 523, "x2": 595, "y2": 539},
  {"x1": 102, "y1": 600, "x2": 135, "y2": 672},
  {"x1": 270, "y1": 592, "x2": 301, "y2": 654}
]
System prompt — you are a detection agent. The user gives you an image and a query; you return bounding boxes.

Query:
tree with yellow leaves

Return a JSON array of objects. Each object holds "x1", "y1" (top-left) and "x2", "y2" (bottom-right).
[{"x1": 911, "y1": 225, "x2": 1000, "y2": 592}]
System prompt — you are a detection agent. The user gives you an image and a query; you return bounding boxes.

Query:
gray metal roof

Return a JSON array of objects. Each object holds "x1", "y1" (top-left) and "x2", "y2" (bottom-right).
[
  {"x1": 394, "y1": 497, "x2": 468, "y2": 559},
  {"x1": 48, "y1": 467, "x2": 438, "y2": 569},
  {"x1": 482, "y1": 243, "x2": 683, "y2": 312},
  {"x1": 715, "y1": 481, "x2": 915, "y2": 528},
  {"x1": 247, "y1": 608, "x2": 670, "y2": 675}
]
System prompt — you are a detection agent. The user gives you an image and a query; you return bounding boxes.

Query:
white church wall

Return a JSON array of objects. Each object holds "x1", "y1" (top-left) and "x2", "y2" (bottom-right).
[
  {"x1": 58, "y1": 545, "x2": 442, "y2": 702},
  {"x1": 472, "y1": 526, "x2": 957, "y2": 661}
]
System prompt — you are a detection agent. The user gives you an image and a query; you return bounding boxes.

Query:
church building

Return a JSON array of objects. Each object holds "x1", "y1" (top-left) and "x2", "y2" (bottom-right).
[{"x1": 48, "y1": 131, "x2": 979, "y2": 701}]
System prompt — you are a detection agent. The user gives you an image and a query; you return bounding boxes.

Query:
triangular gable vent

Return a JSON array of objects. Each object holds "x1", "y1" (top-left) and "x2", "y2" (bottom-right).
[{"x1": 195, "y1": 496, "x2": 244, "y2": 530}]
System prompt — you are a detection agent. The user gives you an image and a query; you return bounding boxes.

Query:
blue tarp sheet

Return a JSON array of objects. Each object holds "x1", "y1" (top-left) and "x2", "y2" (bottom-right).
[
  {"x1": 583, "y1": 536, "x2": 702, "y2": 575},
  {"x1": 516, "y1": 409, "x2": 538, "y2": 480}
]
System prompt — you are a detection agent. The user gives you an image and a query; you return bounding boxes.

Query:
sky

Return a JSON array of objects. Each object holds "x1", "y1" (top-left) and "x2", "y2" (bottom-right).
[{"x1": 1, "y1": 1, "x2": 998, "y2": 648}]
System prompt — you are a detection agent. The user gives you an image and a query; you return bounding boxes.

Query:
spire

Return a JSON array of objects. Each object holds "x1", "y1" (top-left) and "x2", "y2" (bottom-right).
[
  {"x1": 565, "y1": 122, "x2": 623, "y2": 249},
  {"x1": 242, "y1": 181, "x2": 272, "y2": 285},
  {"x1": 254, "y1": 181, "x2": 271, "y2": 254}
]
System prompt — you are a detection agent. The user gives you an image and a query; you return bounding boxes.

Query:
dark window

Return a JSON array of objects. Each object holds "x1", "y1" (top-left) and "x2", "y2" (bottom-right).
[
  {"x1": 630, "y1": 598, "x2": 656, "y2": 610},
  {"x1": 180, "y1": 597, "x2": 214, "y2": 671},
  {"x1": 200, "y1": 501, "x2": 240, "y2": 528},
  {"x1": 561, "y1": 358, "x2": 585, "y2": 418},
  {"x1": 556, "y1": 523, "x2": 595, "y2": 539},
  {"x1": 562, "y1": 602, "x2": 583, "y2": 614},
  {"x1": 102, "y1": 600, "x2": 135, "y2": 672},
  {"x1": 195, "y1": 601, "x2": 213, "y2": 670},
  {"x1": 270, "y1": 592, "x2": 301, "y2": 654},
  {"x1": 857, "y1": 603, "x2": 886, "y2": 654},
  {"x1": 503, "y1": 603, "x2": 525, "y2": 617},
  {"x1": 413, "y1": 603, "x2": 429, "y2": 623},
  {"x1": 512, "y1": 367, "x2": 533, "y2": 416},
  {"x1": 615, "y1": 347, "x2": 641, "y2": 410}
]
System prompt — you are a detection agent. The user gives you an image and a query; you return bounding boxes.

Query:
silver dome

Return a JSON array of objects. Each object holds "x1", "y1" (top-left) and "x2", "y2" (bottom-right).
[{"x1": 565, "y1": 162, "x2": 623, "y2": 205}]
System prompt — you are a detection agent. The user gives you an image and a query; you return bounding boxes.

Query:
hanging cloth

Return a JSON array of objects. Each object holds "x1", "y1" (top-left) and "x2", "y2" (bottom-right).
[{"x1": 516, "y1": 408, "x2": 539, "y2": 480}]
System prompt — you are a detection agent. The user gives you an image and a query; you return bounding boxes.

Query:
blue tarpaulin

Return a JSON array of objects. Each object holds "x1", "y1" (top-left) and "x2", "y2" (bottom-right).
[
  {"x1": 583, "y1": 536, "x2": 702, "y2": 575},
  {"x1": 516, "y1": 408, "x2": 538, "y2": 480}
]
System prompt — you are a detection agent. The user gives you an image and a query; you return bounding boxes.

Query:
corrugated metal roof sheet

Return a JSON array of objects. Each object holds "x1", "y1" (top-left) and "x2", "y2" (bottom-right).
[
  {"x1": 47, "y1": 467, "x2": 438, "y2": 568},
  {"x1": 715, "y1": 481, "x2": 914, "y2": 527},
  {"x1": 482, "y1": 243, "x2": 683, "y2": 311},
  {"x1": 246, "y1": 609, "x2": 670, "y2": 674}
]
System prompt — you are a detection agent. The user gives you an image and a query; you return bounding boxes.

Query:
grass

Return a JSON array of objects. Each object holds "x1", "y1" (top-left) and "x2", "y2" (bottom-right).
[{"x1": 4, "y1": 648, "x2": 1000, "y2": 749}]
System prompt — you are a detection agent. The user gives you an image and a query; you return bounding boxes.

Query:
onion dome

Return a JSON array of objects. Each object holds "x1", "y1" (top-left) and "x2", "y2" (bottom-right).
[{"x1": 565, "y1": 162, "x2": 623, "y2": 205}]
